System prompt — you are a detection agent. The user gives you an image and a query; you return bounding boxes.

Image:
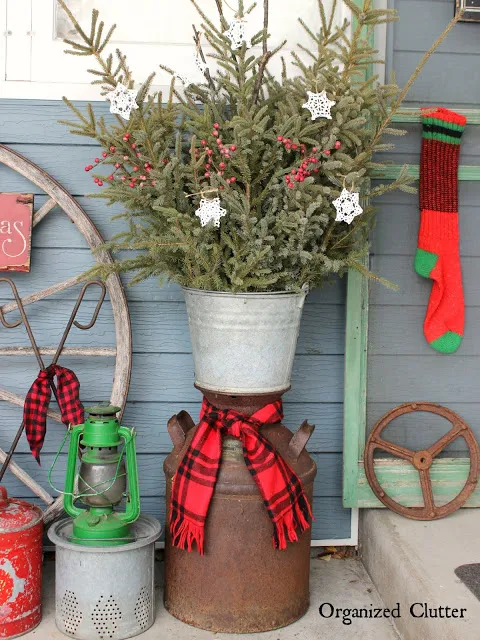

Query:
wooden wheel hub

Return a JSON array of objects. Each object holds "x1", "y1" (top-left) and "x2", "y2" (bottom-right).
[{"x1": 364, "y1": 402, "x2": 480, "y2": 521}]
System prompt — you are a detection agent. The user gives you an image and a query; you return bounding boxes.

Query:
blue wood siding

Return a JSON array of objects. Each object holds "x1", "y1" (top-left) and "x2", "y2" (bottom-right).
[
  {"x1": 368, "y1": 0, "x2": 480, "y2": 451},
  {"x1": 0, "y1": 98, "x2": 351, "y2": 540}
]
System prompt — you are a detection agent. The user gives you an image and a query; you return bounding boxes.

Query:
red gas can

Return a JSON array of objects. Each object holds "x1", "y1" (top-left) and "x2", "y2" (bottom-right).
[{"x1": 0, "y1": 487, "x2": 42, "y2": 638}]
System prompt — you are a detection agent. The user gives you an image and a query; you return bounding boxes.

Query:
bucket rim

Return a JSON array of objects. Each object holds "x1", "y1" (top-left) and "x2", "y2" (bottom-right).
[
  {"x1": 182, "y1": 287, "x2": 307, "y2": 299},
  {"x1": 47, "y1": 514, "x2": 161, "y2": 553}
]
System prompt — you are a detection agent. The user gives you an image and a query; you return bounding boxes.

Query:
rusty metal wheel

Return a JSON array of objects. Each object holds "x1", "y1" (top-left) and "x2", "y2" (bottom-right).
[{"x1": 364, "y1": 402, "x2": 480, "y2": 520}]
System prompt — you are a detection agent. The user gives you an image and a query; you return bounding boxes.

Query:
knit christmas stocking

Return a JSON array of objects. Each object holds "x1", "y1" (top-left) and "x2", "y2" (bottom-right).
[{"x1": 414, "y1": 107, "x2": 466, "y2": 354}]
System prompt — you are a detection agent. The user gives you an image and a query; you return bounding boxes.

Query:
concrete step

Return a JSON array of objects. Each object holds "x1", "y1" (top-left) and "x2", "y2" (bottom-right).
[
  {"x1": 22, "y1": 555, "x2": 401, "y2": 639},
  {"x1": 361, "y1": 508, "x2": 480, "y2": 640}
]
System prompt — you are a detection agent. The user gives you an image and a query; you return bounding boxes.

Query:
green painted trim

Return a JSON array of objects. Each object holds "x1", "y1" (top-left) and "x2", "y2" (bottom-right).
[
  {"x1": 354, "y1": 458, "x2": 480, "y2": 508},
  {"x1": 342, "y1": 255, "x2": 369, "y2": 508},
  {"x1": 342, "y1": 0, "x2": 372, "y2": 510},
  {"x1": 370, "y1": 165, "x2": 480, "y2": 181},
  {"x1": 392, "y1": 108, "x2": 480, "y2": 125}
]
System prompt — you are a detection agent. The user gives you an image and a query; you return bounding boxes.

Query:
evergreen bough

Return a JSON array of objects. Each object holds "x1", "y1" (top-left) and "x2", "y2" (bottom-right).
[{"x1": 58, "y1": 0, "x2": 461, "y2": 292}]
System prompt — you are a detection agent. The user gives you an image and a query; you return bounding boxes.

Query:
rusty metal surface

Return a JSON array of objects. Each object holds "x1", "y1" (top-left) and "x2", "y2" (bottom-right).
[
  {"x1": 364, "y1": 402, "x2": 480, "y2": 521},
  {"x1": 164, "y1": 397, "x2": 317, "y2": 633},
  {"x1": 0, "y1": 487, "x2": 43, "y2": 638}
]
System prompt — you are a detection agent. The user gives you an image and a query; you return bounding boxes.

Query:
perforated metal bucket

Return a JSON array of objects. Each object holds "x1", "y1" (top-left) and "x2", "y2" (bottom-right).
[
  {"x1": 183, "y1": 288, "x2": 307, "y2": 394},
  {"x1": 48, "y1": 515, "x2": 161, "y2": 640}
]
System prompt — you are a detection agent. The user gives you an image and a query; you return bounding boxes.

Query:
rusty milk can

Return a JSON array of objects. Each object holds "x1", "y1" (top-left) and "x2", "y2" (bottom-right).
[
  {"x1": 0, "y1": 487, "x2": 43, "y2": 638},
  {"x1": 164, "y1": 390, "x2": 317, "y2": 633}
]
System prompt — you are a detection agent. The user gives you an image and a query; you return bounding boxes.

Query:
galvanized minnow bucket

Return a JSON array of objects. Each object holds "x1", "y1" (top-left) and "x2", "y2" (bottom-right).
[
  {"x1": 48, "y1": 515, "x2": 161, "y2": 640},
  {"x1": 183, "y1": 288, "x2": 307, "y2": 395}
]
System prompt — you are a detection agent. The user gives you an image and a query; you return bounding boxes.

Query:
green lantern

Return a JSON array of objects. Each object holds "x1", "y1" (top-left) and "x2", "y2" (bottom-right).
[{"x1": 63, "y1": 405, "x2": 141, "y2": 546}]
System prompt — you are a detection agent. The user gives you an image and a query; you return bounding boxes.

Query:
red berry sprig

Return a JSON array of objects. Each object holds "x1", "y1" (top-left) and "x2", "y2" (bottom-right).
[
  {"x1": 279, "y1": 138, "x2": 342, "y2": 189},
  {"x1": 84, "y1": 134, "x2": 159, "y2": 188},
  {"x1": 194, "y1": 124, "x2": 238, "y2": 186}
]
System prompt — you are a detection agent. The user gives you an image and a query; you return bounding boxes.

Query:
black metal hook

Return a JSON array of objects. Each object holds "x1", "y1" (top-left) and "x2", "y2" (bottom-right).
[
  {"x1": 73, "y1": 280, "x2": 106, "y2": 330},
  {"x1": 0, "y1": 278, "x2": 24, "y2": 329},
  {"x1": 0, "y1": 277, "x2": 46, "y2": 369},
  {"x1": 50, "y1": 280, "x2": 106, "y2": 363}
]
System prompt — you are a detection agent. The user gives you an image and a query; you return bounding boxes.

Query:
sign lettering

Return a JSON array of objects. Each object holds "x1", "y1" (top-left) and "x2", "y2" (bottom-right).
[{"x1": 0, "y1": 193, "x2": 33, "y2": 272}]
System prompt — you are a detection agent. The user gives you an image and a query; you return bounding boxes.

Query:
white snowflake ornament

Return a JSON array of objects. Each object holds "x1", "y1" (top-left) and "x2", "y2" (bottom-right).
[
  {"x1": 225, "y1": 19, "x2": 251, "y2": 50},
  {"x1": 175, "y1": 72, "x2": 192, "y2": 87},
  {"x1": 106, "y1": 83, "x2": 138, "y2": 121},
  {"x1": 333, "y1": 188, "x2": 363, "y2": 224},
  {"x1": 303, "y1": 90, "x2": 336, "y2": 121},
  {"x1": 194, "y1": 53, "x2": 209, "y2": 75},
  {"x1": 195, "y1": 197, "x2": 227, "y2": 227}
]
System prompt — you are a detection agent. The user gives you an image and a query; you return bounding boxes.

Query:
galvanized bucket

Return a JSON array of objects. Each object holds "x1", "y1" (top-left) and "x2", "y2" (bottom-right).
[
  {"x1": 48, "y1": 515, "x2": 161, "y2": 640},
  {"x1": 183, "y1": 288, "x2": 307, "y2": 394}
]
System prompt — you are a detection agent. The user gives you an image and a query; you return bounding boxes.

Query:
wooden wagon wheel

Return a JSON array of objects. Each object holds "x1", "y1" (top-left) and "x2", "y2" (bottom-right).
[
  {"x1": 0, "y1": 143, "x2": 132, "y2": 524},
  {"x1": 364, "y1": 402, "x2": 480, "y2": 520}
]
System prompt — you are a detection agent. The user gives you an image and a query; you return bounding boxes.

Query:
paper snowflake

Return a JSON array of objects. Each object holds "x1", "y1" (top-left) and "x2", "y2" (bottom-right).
[
  {"x1": 333, "y1": 188, "x2": 363, "y2": 224},
  {"x1": 194, "y1": 53, "x2": 209, "y2": 75},
  {"x1": 175, "y1": 72, "x2": 192, "y2": 87},
  {"x1": 195, "y1": 198, "x2": 227, "y2": 227},
  {"x1": 225, "y1": 19, "x2": 251, "y2": 50},
  {"x1": 106, "y1": 83, "x2": 138, "y2": 121},
  {"x1": 302, "y1": 90, "x2": 336, "y2": 121}
]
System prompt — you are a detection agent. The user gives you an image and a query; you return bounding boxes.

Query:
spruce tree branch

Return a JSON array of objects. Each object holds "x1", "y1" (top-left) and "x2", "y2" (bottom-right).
[
  {"x1": 214, "y1": 0, "x2": 229, "y2": 30},
  {"x1": 263, "y1": 0, "x2": 269, "y2": 56},
  {"x1": 192, "y1": 24, "x2": 216, "y2": 90},
  {"x1": 370, "y1": 8, "x2": 464, "y2": 149},
  {"x1": 57, "y1": 0, "x2": 92, "y2": 44},
  {"x1": 252, "y1": 51, "x2": 272, "y2": 104}
]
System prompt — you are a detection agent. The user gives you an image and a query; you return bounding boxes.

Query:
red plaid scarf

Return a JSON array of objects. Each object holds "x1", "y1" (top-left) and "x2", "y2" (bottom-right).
[
  {"x1": 23, "y1": 364, "x2": 84, "y2": 463},
  {"x1": 170, "y1": 397, "x2": 312, "y2": 554}
]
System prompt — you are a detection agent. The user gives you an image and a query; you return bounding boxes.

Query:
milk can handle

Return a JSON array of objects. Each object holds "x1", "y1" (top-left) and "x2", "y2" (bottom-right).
[
  {"x1": 287, "y1": 420, "x2": 315, "y2": 461},
  {"x1": 168, "y1": 411, "x2": 196, "y2": 448}
]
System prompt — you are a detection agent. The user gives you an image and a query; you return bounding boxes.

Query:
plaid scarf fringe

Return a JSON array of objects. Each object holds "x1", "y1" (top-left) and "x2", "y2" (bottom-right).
[
  {"x1": 273, "y1": 492, "x2": 313, "y2": 550},
  {"x1": 170, "y1": 506, "x2": 206, "y2": 554}
]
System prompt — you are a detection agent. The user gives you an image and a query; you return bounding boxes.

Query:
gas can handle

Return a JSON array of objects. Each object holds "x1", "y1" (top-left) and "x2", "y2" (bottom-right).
[
  {"x1": 168, "y1": 411, "x2": 195, "y2": 448},
  {"x1": 287, "y1": 420, "x2": 315, "y2": 461}
]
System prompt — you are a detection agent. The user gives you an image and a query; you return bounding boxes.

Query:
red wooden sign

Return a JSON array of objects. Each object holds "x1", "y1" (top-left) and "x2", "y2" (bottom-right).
[{"x1": 0, "y1": 193, "x2": 33, "y2": 272}]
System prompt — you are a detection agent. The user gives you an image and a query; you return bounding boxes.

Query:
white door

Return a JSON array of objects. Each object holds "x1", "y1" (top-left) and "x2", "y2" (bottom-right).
[{"x1": 0, "y1": 0, "x2": 349, "y2": 100}]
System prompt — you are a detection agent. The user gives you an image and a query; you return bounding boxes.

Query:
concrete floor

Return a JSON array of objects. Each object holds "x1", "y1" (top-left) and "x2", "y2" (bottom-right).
[
  {"x1": 361, "y1": 509, "x2": 480, "y2": 640},
  {"x1": 22, "y1": 555, "x2": 400, "y2": 639}
]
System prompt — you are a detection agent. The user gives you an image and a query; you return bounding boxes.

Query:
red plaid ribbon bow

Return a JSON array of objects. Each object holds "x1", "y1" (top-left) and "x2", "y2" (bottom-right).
[
  {"x1": 23, "y1": 364, "x2": 84, "y2": 463},
  {"x1": 170, "y1": 397, "x2": 312, "y2": 554}
]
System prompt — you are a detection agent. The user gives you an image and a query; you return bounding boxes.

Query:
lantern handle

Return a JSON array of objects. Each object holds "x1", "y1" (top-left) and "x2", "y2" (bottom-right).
[
  {"x1": 62, "y1": 424, "x2": 85, "y2": 518},
  {"x1": 117, "y1": 426, "x2": 141, "y2": 525}
]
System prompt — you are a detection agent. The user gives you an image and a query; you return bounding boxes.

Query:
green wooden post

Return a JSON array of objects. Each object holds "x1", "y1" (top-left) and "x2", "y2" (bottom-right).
[{"x1": 342, "y1": 0, "x2": 374, "y2": 509}]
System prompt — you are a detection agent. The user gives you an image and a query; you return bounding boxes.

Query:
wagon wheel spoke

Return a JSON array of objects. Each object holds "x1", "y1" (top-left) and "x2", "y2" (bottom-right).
[
  {"x1": 0, "y1": 387, "x2": 63, "y2": 423},
  {"x1": 0, "y1": 447, "x2": 54, "y2": 506},
  {"x1": 428, "y1": 422, "x2": 465, "y2": 458},
  {"x1": 0, "y1": 346, "x2": 116, "y2": 357},
  {"x1": 372, "y1": 437, "x2": 416, "y2": 463},
  {"x1": 33, "y1": 198, "x2": 57, "y2": 227},
  {"x1": 419, "y1": 468, "x2": 436, "y2": 517},
  {"x1": 0, "y1": 276, "x2": 82, "y2": 316}
]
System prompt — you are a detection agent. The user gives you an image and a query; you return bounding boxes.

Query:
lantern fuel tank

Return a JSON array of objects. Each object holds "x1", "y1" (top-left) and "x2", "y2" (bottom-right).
[{"x1": 0, "y1": 487, "x2": 43, "y2": 639}]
